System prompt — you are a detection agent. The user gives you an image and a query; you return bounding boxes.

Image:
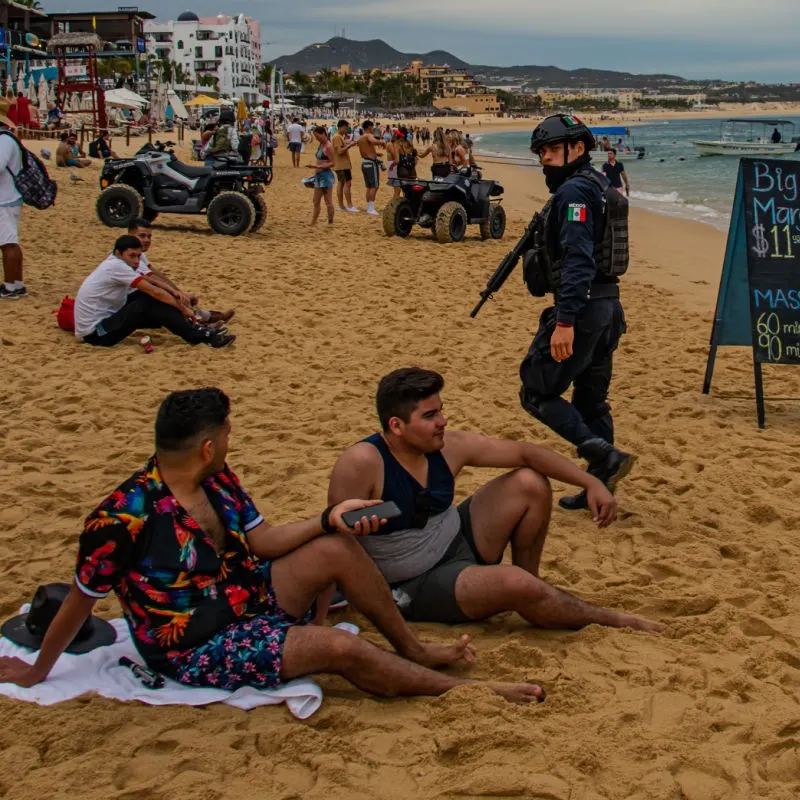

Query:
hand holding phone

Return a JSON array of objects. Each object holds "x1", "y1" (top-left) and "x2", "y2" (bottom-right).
[{"x1": 340, "y1": 500, "x2": 402, "y2": 530}]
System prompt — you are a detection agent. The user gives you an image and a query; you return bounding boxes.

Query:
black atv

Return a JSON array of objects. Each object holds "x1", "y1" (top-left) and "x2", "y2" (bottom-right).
[
  {"x1": 96, "y1": 141, "x2": 271, "y2": 236},
  {"x1": 382, "y1": 168, "x2": 506, "y2": 243}
]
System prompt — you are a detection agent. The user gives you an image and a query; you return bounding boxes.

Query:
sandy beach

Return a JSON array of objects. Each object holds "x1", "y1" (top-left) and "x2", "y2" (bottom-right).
[{"x1": 1, "y1": 130, "x2": 800, "y2": 800}]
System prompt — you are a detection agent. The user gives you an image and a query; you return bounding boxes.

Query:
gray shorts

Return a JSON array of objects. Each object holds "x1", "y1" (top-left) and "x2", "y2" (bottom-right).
[
  {"x1": 390, "y1": 498, "x2": 501, "y2": 623},
  {"x1": 361, "y1": 159, "x2": 380, "y2": 189}
]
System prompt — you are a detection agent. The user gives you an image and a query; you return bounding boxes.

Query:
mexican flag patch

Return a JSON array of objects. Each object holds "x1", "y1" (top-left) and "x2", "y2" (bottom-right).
[{"x1": 567, "y1": 204, "x2": 586, "y2": 222}]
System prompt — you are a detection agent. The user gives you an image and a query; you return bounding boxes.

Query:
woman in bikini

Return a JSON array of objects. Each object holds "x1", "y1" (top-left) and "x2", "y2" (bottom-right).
[
  {"x1": 308, "y1": 126, "x2": 336, "y2": 225},
  {"x1": 427, "y1": 127, "x2": 452, "y2": 179}
]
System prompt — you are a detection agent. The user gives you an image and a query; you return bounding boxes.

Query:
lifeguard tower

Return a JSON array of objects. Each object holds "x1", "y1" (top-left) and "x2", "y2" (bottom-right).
[{"x1": 46, "y1": 32, "x2": 107, "y2": 129}]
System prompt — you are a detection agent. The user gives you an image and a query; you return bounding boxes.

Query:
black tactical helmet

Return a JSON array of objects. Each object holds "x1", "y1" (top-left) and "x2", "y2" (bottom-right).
[
  {"x1": 530, "y1": 114, "x2": 595, "y2": 154},
  {"x1": 218, "y1": 107, "x2": 235, "y2": 125}
]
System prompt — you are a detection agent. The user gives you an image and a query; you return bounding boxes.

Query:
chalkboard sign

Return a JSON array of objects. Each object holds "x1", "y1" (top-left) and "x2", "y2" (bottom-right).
[{"x1": 703, "y1": 157, "x2": 800, "y2": 427}]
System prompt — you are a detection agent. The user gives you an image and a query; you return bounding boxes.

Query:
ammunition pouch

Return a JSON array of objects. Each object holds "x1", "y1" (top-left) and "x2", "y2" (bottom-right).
[{"x1": 522, "y1": 248, "x2": 548, "y2": 297}]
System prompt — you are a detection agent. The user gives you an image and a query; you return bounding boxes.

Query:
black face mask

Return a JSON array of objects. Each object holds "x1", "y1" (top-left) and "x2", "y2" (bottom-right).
[{"x1": 542, "y1": 150, "x2": 591, "y2": 193}]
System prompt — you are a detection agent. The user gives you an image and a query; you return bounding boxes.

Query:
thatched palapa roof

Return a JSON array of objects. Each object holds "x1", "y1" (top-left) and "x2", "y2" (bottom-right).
[{"x1": 47, "y1": 32, "x2": 103, "y2": 50}]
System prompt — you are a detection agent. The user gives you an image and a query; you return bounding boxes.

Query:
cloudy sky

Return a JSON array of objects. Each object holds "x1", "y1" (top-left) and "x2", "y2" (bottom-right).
[{"x1": 47, "y1": 0, "x2": 799, "y2": 81}]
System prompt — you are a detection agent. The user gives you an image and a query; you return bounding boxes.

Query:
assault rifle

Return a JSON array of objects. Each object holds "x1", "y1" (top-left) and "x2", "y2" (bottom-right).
[{"x1": 470, "y1": 216, "x2": 539, "y2": 318}]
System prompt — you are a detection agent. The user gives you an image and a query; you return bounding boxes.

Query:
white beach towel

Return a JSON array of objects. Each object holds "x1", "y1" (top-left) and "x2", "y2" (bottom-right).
[{"x1": 0, "y1": 609, "x2": 359, "y2": 720}]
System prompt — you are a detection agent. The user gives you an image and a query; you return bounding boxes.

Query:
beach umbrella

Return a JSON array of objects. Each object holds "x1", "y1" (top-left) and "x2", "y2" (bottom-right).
[
  {"x1": 236, "y1": 96, "x2": 247, "y2": 121},
  {"x1": 27, "y1": 75, "x2": 37, "y2": 105},
  {"x1": 15, "y1": 70, "x2": 24, "y2": 97},
  {"x1": 184, "y1": 94, "x2": 218, "y2": 107},
  {"x1": 3, "y1": 74, "x2": 10, "y2": 97},
  {"x1": 37, "y1": 73, "x2": 47, "y2": 109}
]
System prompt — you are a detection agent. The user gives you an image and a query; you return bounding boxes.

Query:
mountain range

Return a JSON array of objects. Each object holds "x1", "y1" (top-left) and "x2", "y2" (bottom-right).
[{"x1": 269, "y1": 37, "x2": 687, "y2": 89}]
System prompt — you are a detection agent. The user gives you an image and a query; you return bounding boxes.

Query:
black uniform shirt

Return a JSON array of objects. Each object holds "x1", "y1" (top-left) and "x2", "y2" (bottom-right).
[{"x1": 551, "y1": 169, "x2": 606, "y2": 326}]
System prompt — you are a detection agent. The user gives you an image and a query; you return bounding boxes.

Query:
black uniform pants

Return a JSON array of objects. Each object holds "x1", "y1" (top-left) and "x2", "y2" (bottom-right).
[
  {"x1": 519, "y1": 298, "x2": 626, "y2": 447},
  {"x1": 84, "y1": 293, "x2": 207, "y2": 348}
]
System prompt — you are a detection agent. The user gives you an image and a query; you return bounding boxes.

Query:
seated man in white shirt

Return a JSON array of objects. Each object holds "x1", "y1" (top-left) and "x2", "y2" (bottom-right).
[
  {"x1": 74, "y1": 236, "x2": 235, "y2": 348},
  {"x1": 128, "y1": 218, "x2": 234, "y2": 327}
]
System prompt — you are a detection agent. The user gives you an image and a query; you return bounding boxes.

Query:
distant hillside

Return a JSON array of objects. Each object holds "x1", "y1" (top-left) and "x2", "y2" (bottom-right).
[
  {"x1": 472, "y1": 65, "x2": 685, "y2": 89},
  {"x1": 270, "y1": 37, "x2": 469, "y2": 74},
  {"x1": 269, "y1": 37, "x2": 688, "y2": 89}
]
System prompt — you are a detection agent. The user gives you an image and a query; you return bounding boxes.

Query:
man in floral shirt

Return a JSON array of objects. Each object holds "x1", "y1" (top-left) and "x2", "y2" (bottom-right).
[{"x1": 0, "y1": 388, "x2": 543, "y2": 704}]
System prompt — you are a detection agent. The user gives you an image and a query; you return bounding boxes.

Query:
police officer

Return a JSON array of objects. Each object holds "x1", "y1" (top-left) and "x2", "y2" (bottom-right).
[{"x1": 519, "y1": 114, "x2": 634, "y2": 511}]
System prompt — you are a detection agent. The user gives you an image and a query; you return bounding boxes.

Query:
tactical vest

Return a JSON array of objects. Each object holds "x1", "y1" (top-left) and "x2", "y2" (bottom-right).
[
  {"x1": 208, "y1": 125, "x2": 234, "y2": 156},
  {"x1": 523, "y1": 168, "x2": 629, "y2": 297}
]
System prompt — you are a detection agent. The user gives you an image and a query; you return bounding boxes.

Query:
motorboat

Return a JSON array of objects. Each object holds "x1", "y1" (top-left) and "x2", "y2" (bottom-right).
[
  {"x1": 692, "y1": 119, "x2": 799, "y2": 157},
  {"x1": 590, "y1": 126, "x2": 645, "y2": 160}
]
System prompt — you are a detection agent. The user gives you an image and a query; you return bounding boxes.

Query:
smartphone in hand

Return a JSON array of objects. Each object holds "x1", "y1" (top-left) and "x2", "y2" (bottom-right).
[{"x1": 341, "y1": 501, "x2": 402, "y2": 529}]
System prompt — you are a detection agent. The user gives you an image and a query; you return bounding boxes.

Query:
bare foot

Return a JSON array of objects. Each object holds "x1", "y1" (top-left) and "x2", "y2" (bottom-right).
[
  {"x1": 408, "y1": 635, "x2": 476, "y2": 669},
  {"x1": 618, "y1": 614, "x2": 664, "y2": 634},
  {"x1": 489, "y1": 682, "x2": 546, "y2": 704}
]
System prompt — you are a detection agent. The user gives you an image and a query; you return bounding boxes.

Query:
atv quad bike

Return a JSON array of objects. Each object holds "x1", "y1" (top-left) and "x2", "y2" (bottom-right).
[
  {"x1": 96, "y1": 141, "x2": 271, "y2": 236},
  {"x1": 383, "y1": 168, "x2": 506, "y2": 244}
]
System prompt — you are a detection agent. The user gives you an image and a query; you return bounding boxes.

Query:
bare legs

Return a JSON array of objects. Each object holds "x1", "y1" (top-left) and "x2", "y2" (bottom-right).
[
  {"x1": 337, "y1": 180, "x2": 354, "y2": 210},
  {"x1": 1, "y1": 243, "x2": 23, "y2": 284},
  {"x1": 280, "y1": 624, "x2": 544, "y2": 704},
  {"x1": 311, "y1": 188, "x2": 334, "y2": 225},
  {"x1": 270, "y1": 533, "x2": 473, "y2": 669},
  {"x1": 454, "y1": 468, "x2": 661, "y2": 633}
]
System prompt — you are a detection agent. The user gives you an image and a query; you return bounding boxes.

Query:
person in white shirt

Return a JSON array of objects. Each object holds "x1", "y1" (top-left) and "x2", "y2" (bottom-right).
[
  {"x1": 285, "y1": 117, "x2": 306, "y2": 168},
  {"x1": 128, "y1": 218, "x2": 234, "y2": 326},
  {"x1": 74, "y1": 236, "x2": 234, "y2": 348},
  {"x1": 0, "y1": 98, "x2": 25, "y2": 300}
]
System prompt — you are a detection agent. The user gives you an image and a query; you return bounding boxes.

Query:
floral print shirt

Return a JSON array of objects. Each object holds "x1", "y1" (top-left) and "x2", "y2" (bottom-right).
[{"x1": 75, "y1": 457, "x2": 268, "y2": 672}]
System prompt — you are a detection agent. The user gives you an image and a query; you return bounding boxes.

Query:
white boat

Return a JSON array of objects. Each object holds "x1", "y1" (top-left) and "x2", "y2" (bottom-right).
[{"x1": 692, "y1": 119, "x2": 798, "y2": 157}]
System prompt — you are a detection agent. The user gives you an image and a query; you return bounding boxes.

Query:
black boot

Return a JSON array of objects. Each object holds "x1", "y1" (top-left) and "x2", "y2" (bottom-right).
[{"x1": 558, "y1": 438, "x2": 637, "y2": 512}]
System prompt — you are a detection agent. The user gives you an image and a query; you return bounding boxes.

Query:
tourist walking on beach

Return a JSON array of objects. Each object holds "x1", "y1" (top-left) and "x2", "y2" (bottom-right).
[
  {"x1": 286, "y1": 117, "x2": 306, "y2": 168},
  {"x1": 309, "y1": 126, "x2": 336, "y2": 225},
  {"x1": 331, "y1": 119, "x2": 359, "y2": 212},
  {"x1": 262, "y1": 120, "x2": 275, "y2": 168},
  {"x1": 520, "y1": 114, "x2": 634, "y2": 512},
  {"x1": 0, "y1": 388, "x2": 546, "y2": 706},
  {"x1": 602, "y1": 149, "x2": 629, "y2": 197},
  {"x1": 0, "y1": 98, "x2": 25, "y2": 299}
]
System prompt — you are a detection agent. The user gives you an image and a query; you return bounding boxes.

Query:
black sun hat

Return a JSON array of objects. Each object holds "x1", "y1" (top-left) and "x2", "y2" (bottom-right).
[{"x1": 1, "y1": 583, "x2": 117, "y2": 655}]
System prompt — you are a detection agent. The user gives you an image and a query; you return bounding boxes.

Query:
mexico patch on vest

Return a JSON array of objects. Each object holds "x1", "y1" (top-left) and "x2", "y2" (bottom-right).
[{"x1": 567, "y1": 204, "x2": 586, "y2": 222}]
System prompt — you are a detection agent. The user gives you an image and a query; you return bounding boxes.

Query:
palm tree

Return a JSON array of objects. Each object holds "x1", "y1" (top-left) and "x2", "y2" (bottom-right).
[
  {"x1": 18, "y1": 0, "x2": 43, "y2": 9},
  {"x1": 290, "y1": 70, "x2": 311, "y2": 92},
  {"x1": 257, "y1": 63, "x2": 273, "y2": 89}
]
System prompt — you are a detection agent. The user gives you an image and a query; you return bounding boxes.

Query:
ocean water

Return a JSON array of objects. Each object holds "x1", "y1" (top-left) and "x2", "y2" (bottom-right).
[{"x1": 473, "y1": 116, "x2": 800, "y2": 231}]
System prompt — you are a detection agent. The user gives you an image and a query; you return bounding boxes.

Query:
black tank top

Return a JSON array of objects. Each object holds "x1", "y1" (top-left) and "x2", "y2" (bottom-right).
[{"x1": 362, "y1": 432, "x2": 454, "y2": 536}]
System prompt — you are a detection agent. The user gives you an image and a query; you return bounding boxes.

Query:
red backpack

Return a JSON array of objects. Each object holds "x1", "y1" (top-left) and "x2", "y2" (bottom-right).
[{"x1": 53, "y1": 295, "x2": 75, "y2": 332}]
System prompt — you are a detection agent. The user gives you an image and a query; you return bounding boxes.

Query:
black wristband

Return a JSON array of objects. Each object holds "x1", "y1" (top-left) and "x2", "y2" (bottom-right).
[{"x1": 320, "y1": 505, "x2": 337, "y2": 534}]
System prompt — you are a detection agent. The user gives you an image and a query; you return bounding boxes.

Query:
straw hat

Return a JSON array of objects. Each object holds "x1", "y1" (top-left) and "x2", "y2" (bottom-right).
[{"x1": 0, "y1": 97, "x2": 16, "y2": 129}]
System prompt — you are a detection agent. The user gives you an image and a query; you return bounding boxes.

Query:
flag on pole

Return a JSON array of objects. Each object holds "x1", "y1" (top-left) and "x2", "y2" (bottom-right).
[{"x1": 91, "y1": 15, "x2": 97, "y2": 30}]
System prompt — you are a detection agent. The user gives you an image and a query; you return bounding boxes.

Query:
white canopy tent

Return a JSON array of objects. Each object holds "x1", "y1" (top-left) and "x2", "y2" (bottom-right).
[{"x1": 104, "y1": 88, "x2": 148, "y2": 110}]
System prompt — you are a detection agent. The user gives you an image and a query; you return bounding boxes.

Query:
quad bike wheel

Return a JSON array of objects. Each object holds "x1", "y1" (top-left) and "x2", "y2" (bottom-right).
[
  {"x1": 207, "y1": 191, "x2": 256, "y2": 236},
  {"x1": 96, "y1": 183, "x2": 143, "y2": 228},
  {"x1": 250, "y1": 194, "x2": 268, "y2": 233},
  {"x1": 479, "y1": 204, "x2": 507, "y2": 241},
  {"x1": 434, "y1": 201, "x2": 468, "y2": 243},
  {"x1": 382, "y1": 197, "x2": 415, "y2": 238}
]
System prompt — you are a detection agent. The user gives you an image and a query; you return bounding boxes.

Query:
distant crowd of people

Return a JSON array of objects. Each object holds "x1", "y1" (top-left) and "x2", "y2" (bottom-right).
[{"x1": 286, "y1": 117, "x2": 479, "y2": 224}]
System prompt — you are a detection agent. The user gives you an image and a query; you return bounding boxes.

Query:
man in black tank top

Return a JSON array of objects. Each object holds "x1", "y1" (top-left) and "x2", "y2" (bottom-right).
[{"x1": 329, "y1": 368, "x2": 660, "y2": 634}]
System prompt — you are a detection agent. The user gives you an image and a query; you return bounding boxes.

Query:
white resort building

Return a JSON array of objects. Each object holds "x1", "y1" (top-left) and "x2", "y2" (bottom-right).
[{"x1": 144, "y1": 10, "x2": 262, "y2": 102}]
